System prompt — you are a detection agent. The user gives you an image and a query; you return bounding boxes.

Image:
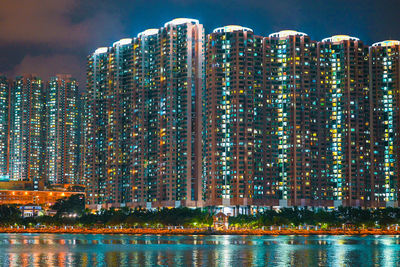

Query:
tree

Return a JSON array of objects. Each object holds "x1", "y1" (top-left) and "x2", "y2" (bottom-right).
[
  {"x1": 0, "y1": 205, "x2": 21, "y2": 225},
  {"x1": 51, "y1": 194, "x2": 85, "y2": 216}
]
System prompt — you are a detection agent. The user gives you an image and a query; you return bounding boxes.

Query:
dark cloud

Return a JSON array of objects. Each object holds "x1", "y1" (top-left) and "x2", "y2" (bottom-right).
[
  {"x1": 1, "y1": 0, "x2": 400, "y2": 87},
  {"x1": 0, "y1": 0, "x2": 124, "y2": 85},
  {"x1": 12, "y1": 54, "x2": 83, "y2": 83},
  {"x1": 0, "y1": 0, "x2": 87, "y2": 46}
]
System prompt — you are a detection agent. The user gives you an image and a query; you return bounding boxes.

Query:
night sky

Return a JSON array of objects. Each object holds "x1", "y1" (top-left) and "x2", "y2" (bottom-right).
[{"x1": 1, "y1": 0, "x2": 400, "y2": 86}]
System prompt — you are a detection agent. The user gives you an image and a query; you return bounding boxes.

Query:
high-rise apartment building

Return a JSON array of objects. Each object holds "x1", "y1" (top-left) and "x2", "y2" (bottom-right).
[
  {"x1": 85, "y1": 47, "x2": 110, "y2": 207},
  {"x1": 46, "y1": 75, "x2": 79, "y2": 185},
  {"x1": 0, "y1": 76, "x2": 10, "y2": 179},
  {"x1": 109, "y1": 39, "x2": 135, "y2": 205},
  {"x1": 86, "y1": 38, "x2": 136, "y2": 206},
  {"x1": 204, "y1": 26, "x2": 263, "y2": 211},
  {"x1": 263, "y1": 31, "x2": 318, "y2": 207},
  {"x1": 82, "y1": 19, "x2": 400, "y2": 210},
  {"x1": 131, "y1": 30, "x2": 157, "y2": 208},
  {"x1": 145, "y1": 19, "x2": 204, "y2": 208},
  {"x1": 9, "y1": 75, "x2": 45, "y2": 190},
  {"x1": 76, "y1": 92, "x2": 86, "y2": 186},
  {"x1": 370, "y1": 40, "x2": 400, "y2": 207},
  {"x1": 85, "y1": 18, "x2": 205, "y2": 209},
  {"x1": 317, "y1": 35, "x2": 370, "y2": 207}
]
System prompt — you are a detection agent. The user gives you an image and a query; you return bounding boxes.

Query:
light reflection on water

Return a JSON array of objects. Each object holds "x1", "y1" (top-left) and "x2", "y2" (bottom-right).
[{"x1": 0, "y1": 234, "x2": 400, "y2": 266}]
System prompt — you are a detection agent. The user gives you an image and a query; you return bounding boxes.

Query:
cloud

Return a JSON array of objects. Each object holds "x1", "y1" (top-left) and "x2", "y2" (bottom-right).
[
  {"x1": 0, "y1": 0, "x2": 125, "y2": 86},
  {"x1": 0, "y1": 0, "x2": 122, "y2": 48},
  {"x1": 12, "y1": 54, "x2": 85, "y2": 84}
]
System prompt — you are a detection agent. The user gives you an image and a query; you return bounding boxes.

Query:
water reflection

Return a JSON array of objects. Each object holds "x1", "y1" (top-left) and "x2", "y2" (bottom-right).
[{"x1": 0, "y1": 234, "x2": 400, "y2": 266}]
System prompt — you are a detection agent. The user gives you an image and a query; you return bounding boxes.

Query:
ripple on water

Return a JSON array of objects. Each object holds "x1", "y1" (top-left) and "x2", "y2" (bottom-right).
[{"x1": 0, "y1": 234, "x2": 399, "y2": 266}]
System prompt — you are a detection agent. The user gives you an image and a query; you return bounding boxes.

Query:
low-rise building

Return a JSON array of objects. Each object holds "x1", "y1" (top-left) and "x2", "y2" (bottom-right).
[
  {"x1": 19, "y1": 205, "x2": 43, "y2": 217},
  {"x1": 0, "y1": 181, "x2": 84, "y2": 207}
]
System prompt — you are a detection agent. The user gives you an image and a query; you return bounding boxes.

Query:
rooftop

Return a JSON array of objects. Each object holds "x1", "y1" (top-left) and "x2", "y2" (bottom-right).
[
  {"x1": 164, "y1": 18, "x2": 199, "y2": 27},
  {"x1": 137, "y1": 28, "x2": 159, "y2": 38},
  {"x1": 112, "y1": 38, "x2": 133, "y2": 47},
  {"x1": 322, "y1": 35, "x2": 360, "y2": 43},
  {"x1": 213, "y1": 25, "x2": 253, "y2": 33},
  {"x1": 269, "y1": 30, "x2": 308, "y2": 38},
  {"x1": 372, "y1": 40, "x2": 400, "y2": 47},
  {"x1": 94, "y1": 47, "x2": 108, "y2": 55}
]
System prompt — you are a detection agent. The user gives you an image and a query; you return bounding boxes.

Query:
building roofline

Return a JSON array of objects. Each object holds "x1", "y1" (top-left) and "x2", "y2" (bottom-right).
[
  {"x1": 137, "y1": 28, "x2": 159, "y2": 38},
  {"x1": 269, "y1": 30, "x2": 308, "y2": 38},
  {"x1": 113, "y1": 38, "x2": 133, "y2": 47},
  {"x1": 213, "y1": 25, "x2": 253, "y2": 33},
  {"x1": 94, "y1": 47, "x2": 108, "y2": 55},
  {"x1": 164, "y1": 18, "x2": 199, "y2": 27},
  {"x1": 372, "y1": 40, "x2": 400, "y2": 47},
  {"x1": 321, "y1": 35, "x2": 360, "y2": 43}
]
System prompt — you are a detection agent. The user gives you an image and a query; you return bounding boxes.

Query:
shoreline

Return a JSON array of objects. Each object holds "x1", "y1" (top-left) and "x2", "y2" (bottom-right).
[{"x1": 1, "y1": 228, "x2": 400, "y2": 236}]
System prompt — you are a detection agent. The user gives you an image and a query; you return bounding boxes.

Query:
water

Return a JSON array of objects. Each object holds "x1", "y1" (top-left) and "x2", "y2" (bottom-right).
[{"x1": 0, "y1": 234, "x2": 400, "y2": 266}]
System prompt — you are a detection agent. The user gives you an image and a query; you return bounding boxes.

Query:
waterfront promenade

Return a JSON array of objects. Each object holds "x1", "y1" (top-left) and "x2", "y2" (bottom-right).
[{"x1": 2, "y1": 227, "x2": 400, "y2": 235}]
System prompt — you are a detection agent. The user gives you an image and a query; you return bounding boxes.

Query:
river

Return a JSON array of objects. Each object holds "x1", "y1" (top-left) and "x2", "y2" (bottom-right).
[{"x1": 0, "y1": 234, "x2": 399, "y2": 266}]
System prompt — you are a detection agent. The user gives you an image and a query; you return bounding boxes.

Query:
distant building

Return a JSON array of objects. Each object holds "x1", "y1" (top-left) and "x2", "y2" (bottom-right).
[
  {"x1": 46, "y1": 75, "x2": 80, "y2": 185},
  {"x1": 0, "y1": 76, "x2": 10, "y2": 179},
  {"x1": 0, "y1": 74, "x2": 81, "y2": 190},
  {"x1": 76, "y1": 92, "x2": 86, "y2": 185},
  {"x1": 9, "y1": 75, "x2": 45, "y2": 190}
]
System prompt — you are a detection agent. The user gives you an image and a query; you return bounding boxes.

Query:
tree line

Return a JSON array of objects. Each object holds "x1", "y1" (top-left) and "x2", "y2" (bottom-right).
[{"x1": 1, "y1": 195, "x2": 400, "y2": 228}]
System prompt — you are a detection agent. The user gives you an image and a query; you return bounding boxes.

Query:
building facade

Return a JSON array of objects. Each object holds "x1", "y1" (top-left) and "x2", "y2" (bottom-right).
[
  {"x1": 370, "y1": 40, "x2": 400, "y2": 208},
  {"x1": 317, "y1": 35, "x2": 370, "y2": 207},
  {"x1": 0, "y1": 74, "x2": 81, "y2": 192},
  {"x1": 0, "y1": 180, "x2": 84, "y2": 206},
  {"x1": 9, "y1": 75, "x2": 45, "y2": 190},
  {"x1": 81, "y1": 19, "x2": 400, "y2": 210},
  {"x1": 0, "y1": 76, "x2": 10, "y2": 179},
  {"x1": 85, "y1": 47, "x2": 110, "y2": 207},
  {"x1": 204, "y1": 26, "x2": 263, "y2": 211},
  {"x1": 137, "y1": 19, "x2": 205, "y2": 208},
  {"x1": 46, "y1": 75, "x2": 80, "y2": 185},
  {"x1": 85, "y1": 18, "x2": 205, "y2": 209},
  {"x1": 263, "y1": 31, "x2": 318, "y2": 207}
]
